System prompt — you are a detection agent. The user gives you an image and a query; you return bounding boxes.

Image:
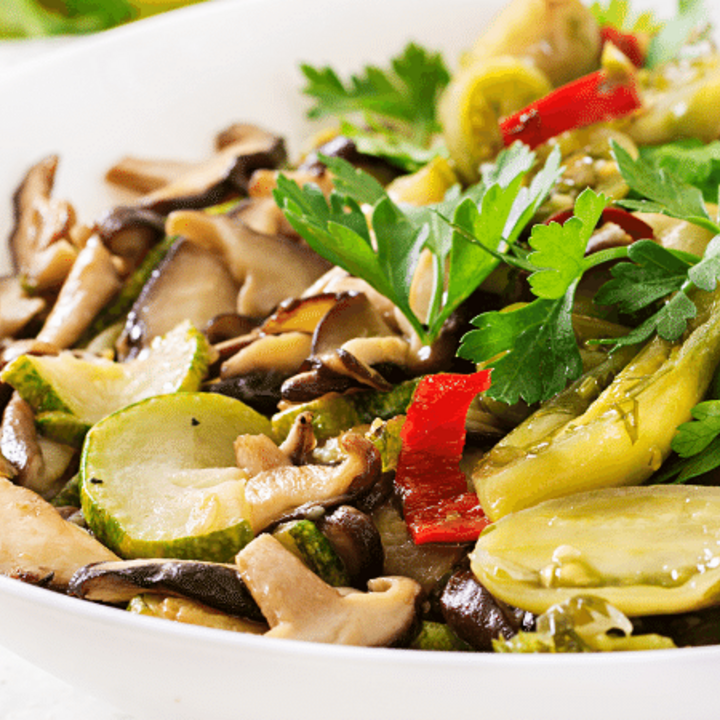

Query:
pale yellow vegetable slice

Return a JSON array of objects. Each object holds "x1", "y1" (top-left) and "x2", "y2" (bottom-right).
[
  {"x1": 1, "y1": 320, "x2": 212, "y2": 446},
  {"x1": 438, "y1": 56, "x2": 552, "y2": 182},
  {"x1": 461, "y1": 0, "x2": 601, "y2": 88},
  {"x1": 473, "y1": 287, "x2": 720, "y2": 520},
  {"x1": 80, "y1": 392, "x2": 271, "y2": 562},
  {"x1": 470, "y1": 485, "x2": 720, "y2": 617}
]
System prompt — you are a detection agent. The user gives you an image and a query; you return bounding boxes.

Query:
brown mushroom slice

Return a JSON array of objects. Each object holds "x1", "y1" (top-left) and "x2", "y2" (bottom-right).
[
  {"x1": 117, "y1": 238, "x2": 239, "y2": 359},
  {"x1": 10, "y1": 155, "x2": 79, "y2": 292},
  {"x1": 0, "y1": 392, "x2": 44, "y2": 491},
  {"x1": 244, "y1": 432, "x2": 381, "y2": 532},
  {"x1": 0, "y1": 277, "x2": 45, "y2": 340},
  {"x1": 228, "y1": 196, "x2": 297, "y2": 238},
  {"x1": 140, "y1": 125, "x2": 286, "y2": 215},
  {"x1": 0, "y1": 475, "x2": 118, "y2": 588},
  {"x1": 236, "y1": 533, "x2": 420, "y2": 645},
  {"x1": 234, "y1": 433, "x2": 291, "y2": 476},
  {"x1": 36, "y1": 236, "x2": 124, "y2": 350},
  {"x1": 94, "y1": 206, "x2": 166, "y2": 271},
  {"x1": 68, "y1": 558, "x2": 264, "y2": 621},
  {"x1": 302, "y1": 267, "x2": 400, "y2": 329},
  {"x1": 261, "y1": 294, "x2": 339, "y2": 336},
  {"x1": 105, "y1": 156, "x2": 196, "y2": 194},
  {"x1": 440, "y1": 568, "x2": 534, "y2": 652},
  {"x1": 372, "y1": 500, "x2": 468, "y2": 594},
  {"x1": 211, "y1": 294, "x2": 337, "y2": 369},
  {"x1": 165, "y1": 210, "x2": 330, "y2": 317},
  {"x1": 280, "y1": 364, "x2": 360, "y2": 403},
  {"x1": 311, "y1": 292, "x2": 395, "y2": 356},
  {"x1": 248, "y1": 166, "x2": 334, "y2": 199},
  {"x1": 278, "y1": 411, "x2": 316, "y2": 466},
  {"x1": 220, "y1": 332, "x2": 312, "y2": 380},
  {"x1": 317, "y1": 505, "x2": 384, "y2": 588}
]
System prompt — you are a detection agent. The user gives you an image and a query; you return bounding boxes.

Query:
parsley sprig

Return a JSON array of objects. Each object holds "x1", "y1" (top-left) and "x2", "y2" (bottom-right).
[
  {"x1": 457, "y1": 189, "x2": 634, "y2": 405},
  {"x1": 273, "y1": 143, "x2": 562, "y2": 346},
  {"x1": 300, "y1": 43, "x2": 450, "y2": 172}
]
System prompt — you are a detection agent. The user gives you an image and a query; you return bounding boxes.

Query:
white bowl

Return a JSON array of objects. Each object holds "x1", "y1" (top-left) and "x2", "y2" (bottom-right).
[{"x1": 2, "y1": 0, "x2": 720, "y2": 718}]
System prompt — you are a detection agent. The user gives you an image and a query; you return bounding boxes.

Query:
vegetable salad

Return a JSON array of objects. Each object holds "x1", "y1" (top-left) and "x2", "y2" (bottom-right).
[{"x1": 2, "y1": 0, "x2": 720, "y2": 653}]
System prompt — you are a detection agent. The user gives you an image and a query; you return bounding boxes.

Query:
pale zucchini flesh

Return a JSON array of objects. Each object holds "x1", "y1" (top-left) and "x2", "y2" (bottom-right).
[
  {"x1": 80, "y1": 392, "x2": 272, "y2": 562},
  {"x1": 471, "y1": 485, "x2": 720, "y2": 617}
]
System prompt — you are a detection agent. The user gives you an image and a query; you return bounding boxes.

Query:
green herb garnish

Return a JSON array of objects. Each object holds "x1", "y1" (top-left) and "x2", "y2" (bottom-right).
[
  {"x1": 300, "y1": 42, "x2": 450, "y2": 171},
  {"x1": 273, "y1": 143, "x2": 562, "y2": 346},
  {"x1": 458, "y1": 189, "x2": 622, "y2": 405}
]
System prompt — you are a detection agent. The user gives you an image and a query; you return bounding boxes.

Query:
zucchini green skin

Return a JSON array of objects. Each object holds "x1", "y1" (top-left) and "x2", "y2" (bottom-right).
[
  {"x1": 409, "y1": 621, "x2": 473, "y2": 651},
  {"x1": 273, "y1": 519, "x2": 349, "y2": 587},
  {"x1": 0, "y1": 356, "x2": 73, "y2": 415},
  {"x1": 272, "y1": 377, "x2": 421, "y2": 442},
  {"x1": 80, "y1": 392, "x2": 271, "y2": 563}
]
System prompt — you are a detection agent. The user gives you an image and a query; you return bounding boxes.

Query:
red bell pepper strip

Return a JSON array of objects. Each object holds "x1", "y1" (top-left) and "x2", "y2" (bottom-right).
[
  {"x1": 500, "y1": 69, "x2": 642, "y2": 150},
  {"x1": 600, "y1": 25, "x2": 646, "y2": 68},
  {"x1": 545, "y1": 206, "x2": 655, "y2": 242},
  {"x1": 394, "y1": 371, "x2": 492, "y2": 544}
]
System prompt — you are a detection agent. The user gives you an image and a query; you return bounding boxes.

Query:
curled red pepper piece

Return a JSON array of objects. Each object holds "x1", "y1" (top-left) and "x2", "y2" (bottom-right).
[
  {"x1": 394, "y1": 371, "x2": 491, "y2": 544},
  {"x1": 545, "y1": 206, "x2": 655, "y2": 242},
  {"x1": 600, "y1": 26, "x2": 646, "y2": 68},
  {"x1": 500, "y1": 69, "x2": 642, "y2": 149}
]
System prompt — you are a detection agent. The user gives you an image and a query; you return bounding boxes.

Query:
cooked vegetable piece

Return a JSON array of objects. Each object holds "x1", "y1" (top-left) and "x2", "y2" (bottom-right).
[
  {"x1": 273, "y1": 519, "x2": 350, "y2": 586},
  {"x1": 80, "y1": 392, "x2": 271, "y2": 561},
  {"x1": 127, "y1": 594, "x2": 267, "y2": 634},
  {"x1": 395, "y1": 372, "x2": 491, "y2": 543},
  {"x1": 471, "y1": 485, "x2": 720, "y2": 616},
  {"x1": 440, "y1": 568, "x2": 534, "y2": 651},
  {"x1": 474, "y1": 279, "x2": 720, "y2": 519},
  {"x1": 69, "y1": 558, "x2": 264, "y2": 621},
  {"x1": 500, "y1": 68, "x2": 641, "y2": 149},
  {"x1": 79, "y1": 233, "x2": 175, "y2": 346},
  {"x1": 271, "y1": 377, "x2": 421, "y2": 442},
  {"x1": 493, "y1": 596, "x2": 676, "y2": 653},
  {"x1": 462, "y1": 0, "x2": 602, "y2": 87},
  {"x1": 243, "y1": 432, "x2": 381, "y2": 533},
  {"x1": 116, "y1": 237, "x2": 238, "y2": 359},
  {"x1": 35, "y1": 235, "x2": 123, "y2": 349},
  {"x1": 438, "y1": 56, "x2": 551, "y2": 181},
  {"x1": 1, "y1": 321, "x2": 212, "y2": 447},
  {"x1": 409, "y1": 621, "x2": 473, "y2": 651},
  {"x1": 236, "y1": 533, "x2": 421, "y2": 646},
  {"x1": 0, "y1": 475, "x2": 118, "y2": 588}
]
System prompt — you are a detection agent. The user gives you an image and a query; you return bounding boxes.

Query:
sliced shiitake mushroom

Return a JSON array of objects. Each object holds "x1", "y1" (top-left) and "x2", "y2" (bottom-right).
[
  {"x1": 245, "y1": 433, "x2": 382, "y2": 532},
  {"x1": 105, "y1": 156, "x2": 196, "y2": 195},
  {"x1": 0, "y1": 476, "x2": 118, "y2": 588},
  {"x1": 117, "y1": 237, "x2": 239, "y2": 359},
  {"x1": 139, "y1": 124, "x2": 286, "y2": 215},
  {"x1": 236, "y1": 533, "x2": 421, "y2": 646},
  {"x1": 0, "y1": 276, "x2": 45, "y2": 340},
  {"x1": 94, "y1": 206, "x2": 166, "y2": 271},
  {"x1": 68, "y1": 558, "x2": 264, "y2": 622},
  {"x1": 36, "y1": 236, "x2": 124, "y2": 350},
  {"x1": 299, "y1": 135, "x2": 400, "y2": 186},
  {"x1": 317, "y1": 505, "x2": 384, "y2": 588},
  {"x1": 165, "y1": 210, "x2": 330, "y2": 318},
  {"x1": 10, "y1": 155, "x2": 79, "y2": 292},
  {"x1": 208, "y1": 370, "x2": 288, "y2": 417},
  {"x1": 440, "y1": 567, "x2": 534, "y2": 652}
]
